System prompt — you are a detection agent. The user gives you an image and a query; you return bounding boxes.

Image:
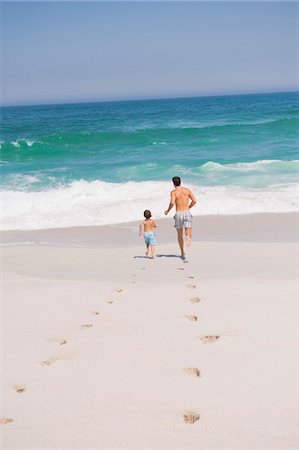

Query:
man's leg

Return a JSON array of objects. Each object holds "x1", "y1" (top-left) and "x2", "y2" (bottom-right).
[
  {"x1": 185, "y1": 227, "x2": 192, "y2": 247},
  {"x1": 177, "y1": 228, "x2": 185, "y2": 257}
]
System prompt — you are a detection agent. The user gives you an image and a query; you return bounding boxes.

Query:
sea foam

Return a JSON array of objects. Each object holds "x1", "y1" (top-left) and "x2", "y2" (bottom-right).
[{"x1": 1, "y1": 180, "x2": 298, "y2": 231}]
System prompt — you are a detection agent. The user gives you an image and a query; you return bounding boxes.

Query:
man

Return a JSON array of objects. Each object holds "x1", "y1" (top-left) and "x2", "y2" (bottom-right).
[{"x1": 164, "y1": 176, "x2": 197, "y2": 259}]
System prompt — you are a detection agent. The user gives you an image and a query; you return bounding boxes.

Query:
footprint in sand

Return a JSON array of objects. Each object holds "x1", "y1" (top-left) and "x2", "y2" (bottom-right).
[
  {"x1": 114, "y1": 288, "x2": 123, "y2": 293},
  {"x1": 187, "y1": 284, "x2": 196, "y2": 289},
  {"x1": 106, "y1": 300, "x2": 114, "y2": 304},
  {"x1": 56, "y1": 339, "x2": 67, "y2": 345},
  {"x1": 178, "y1": 267, "x2": 184, "y2": 271},
  {"x1": 91, "y1": 311, "x2": 100, "y2": 315},
  {"x1": 190, "y1": 297, "x2": 201, "y2": 304},
  {"x1": 187, "y1": 276, "x2": 195, "y2": 279},
  {"x1": 200, "y1": 335, "x2": 220, "y2": 344},
  {"x1": 41, "y1": 357, "x2": 57, "y2": 367},
  {"x1": 183, "y1": 411, "x2": 200, "y2": 424},
  {"x1": 80, "y1": 324, "x2": 94, "y2": 329},
  {"x1": 185, "y1": 315, "x2": 198, "y2": 321},
  {"x1": 13, "y1": 384, "x2": 26, "y2": 393},
  {"x1": 132, "y1": 281, "x2": 136, "y2": 284},
  {"x1": 142, "y1": 267, "x2": 146, "y2": 270},
  {"x1": 0, "y1": 417, "x2": 14, "y2": 425},
  {"x1": 183, "y1": 367, "x2": 200, "y2": 377}
]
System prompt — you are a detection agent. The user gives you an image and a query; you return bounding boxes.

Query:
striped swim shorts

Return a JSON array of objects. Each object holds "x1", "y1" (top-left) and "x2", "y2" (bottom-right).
[{"x1": 173, "y1": 210, "x2": 193, "y2": 229}]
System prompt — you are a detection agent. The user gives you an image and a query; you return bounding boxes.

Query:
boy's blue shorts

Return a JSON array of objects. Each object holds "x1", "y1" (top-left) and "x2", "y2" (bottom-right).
[{"x1": 143, "y1": 232, "x2": 156, "y2": 245}]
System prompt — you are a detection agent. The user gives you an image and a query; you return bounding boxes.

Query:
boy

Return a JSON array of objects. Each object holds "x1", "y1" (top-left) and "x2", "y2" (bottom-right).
[{"x1": 139, "y1": 210, "x2": 157, "y2": 259}]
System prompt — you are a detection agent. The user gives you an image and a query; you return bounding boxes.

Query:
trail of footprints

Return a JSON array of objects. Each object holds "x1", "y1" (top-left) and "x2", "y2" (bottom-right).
[
  {"x1": 181, "y1": 270, "x2": 220, "y2": 425},
  {"x1": 2, "y1": 287, "x2": 124, "y2": 427},
  {"x1": 2, "y1": 267, "x2": 221, "y2": 428}
]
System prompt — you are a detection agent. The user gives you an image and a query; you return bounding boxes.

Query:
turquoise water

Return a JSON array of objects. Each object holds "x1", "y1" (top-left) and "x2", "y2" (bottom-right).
[{"x1": 1, "y1": 91, "x2": 298, "y2": 229}]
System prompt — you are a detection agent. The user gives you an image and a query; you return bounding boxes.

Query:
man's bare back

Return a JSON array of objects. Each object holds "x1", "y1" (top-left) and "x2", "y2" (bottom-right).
[{"x1": 171, "y1": 186, "x2": 196, "y2": 211}]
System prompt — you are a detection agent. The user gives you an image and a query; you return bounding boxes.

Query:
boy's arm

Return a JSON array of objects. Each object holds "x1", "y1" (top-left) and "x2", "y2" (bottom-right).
[
  {"x1": 164, "y1": 191, "x2": 176, "y2": 215},
  {"x1": 152, "y1": 221, "x2": 157, "y2": 228},
  {"x1": 139, "y1": 221, "x2": 143, "y2": 237}
]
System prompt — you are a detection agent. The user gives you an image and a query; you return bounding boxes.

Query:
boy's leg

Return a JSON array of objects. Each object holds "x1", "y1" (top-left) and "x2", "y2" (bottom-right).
[
  {"x1": 176, "y1": 228, "x2": 185, "y2": 257},
  {"x1": 150, "y1": 245, "x2": 155, "y2": 259},
  {"x1": 185, "y1": 227, "x2": 192, "y2": 247},
  {"x1": 145, "y1": 243, "x2": 149, "y2": 257}
]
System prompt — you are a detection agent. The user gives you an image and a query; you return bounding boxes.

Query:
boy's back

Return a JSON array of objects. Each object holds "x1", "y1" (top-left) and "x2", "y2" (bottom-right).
[{"x1": 142, "y1": 219, "x2": 156, "y2": 232}]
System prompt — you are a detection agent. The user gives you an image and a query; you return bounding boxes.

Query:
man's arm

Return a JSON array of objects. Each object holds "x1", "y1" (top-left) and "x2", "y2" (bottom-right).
[
  {"x1": 188, "y1": 190, "x2": 197, "y2": 209},
  {"x1": 164, "y1": 191, "x2": 176, "y2": 215}
]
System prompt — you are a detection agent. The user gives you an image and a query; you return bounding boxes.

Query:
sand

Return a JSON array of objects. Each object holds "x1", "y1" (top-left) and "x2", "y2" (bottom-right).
[{"x1": 1, "y1": 213, "x2": 298, "y2": 449}]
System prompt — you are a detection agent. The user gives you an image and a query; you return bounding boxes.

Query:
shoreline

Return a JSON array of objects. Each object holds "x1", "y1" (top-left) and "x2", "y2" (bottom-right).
[{"x1": 1, "y1": 212, "x2": 298, "y2": 248}]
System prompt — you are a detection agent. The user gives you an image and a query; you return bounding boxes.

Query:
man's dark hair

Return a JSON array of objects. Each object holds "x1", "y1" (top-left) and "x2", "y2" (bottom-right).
[
  {"x1": 172, "y1": 176, "x2": 181, "y2": 186},
  {"x1": 144, "y1": 209, "x2": 152, "y2": 219}
]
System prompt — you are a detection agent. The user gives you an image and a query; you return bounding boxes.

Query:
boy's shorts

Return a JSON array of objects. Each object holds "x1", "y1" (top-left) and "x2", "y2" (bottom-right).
[
  {"x1": 143, "y1": 232, "x2": 156, "y2": 245},
  {"x1": 173, "y1": 210, "x2": 193, "y2": 229}
]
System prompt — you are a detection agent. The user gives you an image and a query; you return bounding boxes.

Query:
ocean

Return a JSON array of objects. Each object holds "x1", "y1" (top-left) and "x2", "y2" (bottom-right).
[{"x1": 1, "y1": 91, "x2": 298, "y2": 231}]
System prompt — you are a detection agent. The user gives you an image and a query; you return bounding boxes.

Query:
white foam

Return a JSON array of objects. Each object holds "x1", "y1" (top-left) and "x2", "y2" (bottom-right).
[
  {"x1": 7, "y1": 139, "x2": 40, "y2": 148},
  {"x1": 201, "y1": 160, "x2": 299, "y2": 172},
  {"x1": 3, "y1": 173, "x2": 41, "y2": 190},
  {"x1": 1, "y1": 180, "x2": 299, "y2": 231}
]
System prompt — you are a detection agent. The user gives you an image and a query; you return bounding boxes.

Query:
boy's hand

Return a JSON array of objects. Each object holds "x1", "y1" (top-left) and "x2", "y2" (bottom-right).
[{"x1": 164, "y1": 210, "x2": 169, "y2": 215}]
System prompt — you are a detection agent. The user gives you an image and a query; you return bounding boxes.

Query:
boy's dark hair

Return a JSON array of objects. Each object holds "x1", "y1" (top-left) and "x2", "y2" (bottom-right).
[
  {"x1": 144, "y1": 210, "x2": 152, "y2": 219},
  {"x1": 172, "y1": 176, "x2": 181, "y2": 186}
]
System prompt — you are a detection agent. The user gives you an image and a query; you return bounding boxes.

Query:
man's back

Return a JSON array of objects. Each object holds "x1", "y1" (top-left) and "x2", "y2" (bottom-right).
[{"x1": 172, "y1": 186, "x2": 193, "y2": 211}]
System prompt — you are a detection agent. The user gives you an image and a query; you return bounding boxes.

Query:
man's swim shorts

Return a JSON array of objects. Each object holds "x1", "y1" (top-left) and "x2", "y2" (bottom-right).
[{"x1": 173, "y1": 210, "x2": 193, "y2": 229}]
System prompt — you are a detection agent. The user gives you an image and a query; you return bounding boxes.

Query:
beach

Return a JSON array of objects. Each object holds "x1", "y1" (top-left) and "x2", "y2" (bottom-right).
[
  {"x1": 1, "y1": 213, "x2": 298, "y2": 449},
  {"x1": 2, "y1": 2, "x2": 299, "y2": 447}
]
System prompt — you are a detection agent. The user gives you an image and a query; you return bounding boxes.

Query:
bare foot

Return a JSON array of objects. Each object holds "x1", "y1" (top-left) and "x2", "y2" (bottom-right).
[{"x1": 183, "y1": 411, "x2": 200, "y2": 424}]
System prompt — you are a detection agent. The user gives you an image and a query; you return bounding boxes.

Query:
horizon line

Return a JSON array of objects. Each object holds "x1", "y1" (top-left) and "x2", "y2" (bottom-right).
[{"x1": 1, "y1": 89, "x2": 298, "y2": 108}]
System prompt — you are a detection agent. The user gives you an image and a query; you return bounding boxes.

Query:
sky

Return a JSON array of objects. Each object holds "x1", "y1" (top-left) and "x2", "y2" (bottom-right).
[{"x1": 1, "y1": 1, "x2": 298, "y2": 106}]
